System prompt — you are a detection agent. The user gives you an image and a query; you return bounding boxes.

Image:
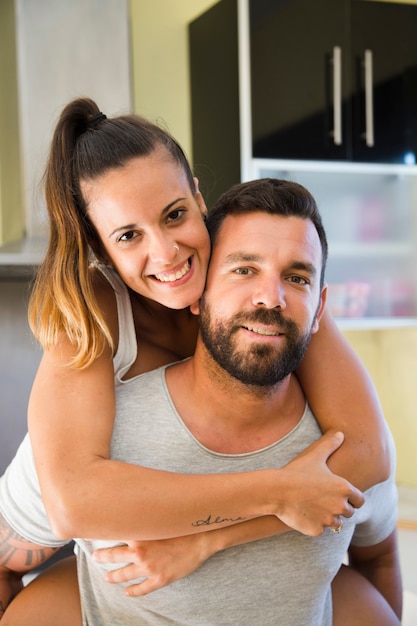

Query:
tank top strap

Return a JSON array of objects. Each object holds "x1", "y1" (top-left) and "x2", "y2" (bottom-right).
[{"x1": 94, "y1": 264, "x2": 138, "y2": 382}]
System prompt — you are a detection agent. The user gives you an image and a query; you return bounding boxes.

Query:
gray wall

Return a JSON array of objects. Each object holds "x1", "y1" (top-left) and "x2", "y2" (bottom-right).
[
  {"x1": 0, "y1": 0, "x2": 133, "y2": 475},
  {"x1": 0, "y1": 281, "x2": 41, "y2": 474},
  {"x1": 15, "y1": 0, "x2": 132, "y2": 239}
]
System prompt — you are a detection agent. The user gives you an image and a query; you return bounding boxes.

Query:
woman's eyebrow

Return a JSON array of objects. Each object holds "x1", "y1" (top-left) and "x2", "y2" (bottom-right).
[
  {"x1": 109, "y1": 223, "x2": 137, "y2": 239},
  {"x1": 108, "y1": 197, "x2": 187, "y2": 239},
  {"x1": 160, "y1": 197, "x2": 187, "y2": 216}
]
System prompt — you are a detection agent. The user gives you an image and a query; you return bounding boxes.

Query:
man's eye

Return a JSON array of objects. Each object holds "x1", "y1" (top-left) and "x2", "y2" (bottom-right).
[
  {"x1": 234, "y1": 267, "x2": 251, "y2": 275},
  {"x1": 289, "y1": 276, "x2": 308, "y2": 285}
]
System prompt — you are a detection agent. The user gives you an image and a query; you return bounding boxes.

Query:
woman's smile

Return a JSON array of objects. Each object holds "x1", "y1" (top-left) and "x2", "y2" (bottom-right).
[{"x1": 153, "y1": 257, "x2": 192, "y2": 283}]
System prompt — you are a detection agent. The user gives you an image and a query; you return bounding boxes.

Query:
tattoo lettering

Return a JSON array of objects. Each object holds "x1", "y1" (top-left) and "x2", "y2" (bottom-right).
[
  {"x1": 192, "y1": 514, "x2": 246, "y2": 527},
  {"x1": 0, "y1": 513, "x2": 58, "y2": 571}
]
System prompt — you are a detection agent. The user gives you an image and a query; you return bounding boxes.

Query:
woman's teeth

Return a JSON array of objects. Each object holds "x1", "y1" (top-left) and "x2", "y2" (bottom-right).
[{"x1": 155, "y1": 259, "x2": 191, "y2": 283}]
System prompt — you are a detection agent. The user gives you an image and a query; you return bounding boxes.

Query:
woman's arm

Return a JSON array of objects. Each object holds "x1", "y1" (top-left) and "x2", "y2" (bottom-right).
[
  {"x1": 27, "y1": 270, "x2": 362, "y2": 541},
  {"x1": 0, "y1": 512, "x2": 59, "y2": 618},
  {"x1": 348, "y1": 530, "x2": 402, "y2": 620},
  {"x1": 29, "y1": 337, "x2": 362, "y2": 542},
  {"x1": 296, "y1": 306, "x2": 390, "y2": 490},
  {"x1": 93, "y1": 516, "x2": 285, "y2": 597}
]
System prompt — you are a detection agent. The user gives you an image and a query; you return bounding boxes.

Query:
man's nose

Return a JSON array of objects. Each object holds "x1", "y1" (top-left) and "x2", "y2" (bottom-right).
[{"x1": 252, "y1": 278, "x2": 286, "y2": 310}]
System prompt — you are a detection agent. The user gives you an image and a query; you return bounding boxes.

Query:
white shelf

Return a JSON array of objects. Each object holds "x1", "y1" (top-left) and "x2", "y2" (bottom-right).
[
  {"x1": 0, "y1": 238, "x2": 46, "y2": 279},
  {"x1": 252, "y1": 158, "x2": 417, "y2": 178},
  {"x1": 336, "y1": 317, "x2": 417, "y2": 331},
  {"x1": 329, "y1": 242, "x2": 412, "y2": 257},
  {"x1": 0, "y1": 237, "x2": 46, "y2": 265}
]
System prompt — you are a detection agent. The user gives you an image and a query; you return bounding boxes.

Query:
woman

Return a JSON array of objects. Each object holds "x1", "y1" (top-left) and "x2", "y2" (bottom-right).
[{"x1": 0, "y1": 98, "x2": 392, "y2": 623}]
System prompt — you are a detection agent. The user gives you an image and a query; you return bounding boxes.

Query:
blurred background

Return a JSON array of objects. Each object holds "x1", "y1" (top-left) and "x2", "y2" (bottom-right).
[{"x1": 1, "y1": 0, "x2": 417, "y2": 487}]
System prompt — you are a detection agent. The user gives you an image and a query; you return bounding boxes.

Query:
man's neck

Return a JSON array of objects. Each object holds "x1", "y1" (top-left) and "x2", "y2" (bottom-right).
[{"x1": 165, "y1": 344, "x2": 306, "y2": 455}]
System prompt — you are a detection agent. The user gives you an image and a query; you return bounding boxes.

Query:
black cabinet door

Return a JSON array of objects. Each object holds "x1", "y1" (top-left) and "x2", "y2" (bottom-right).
[
  {"x1": 350, "y1": 0, "x2": 417, "y2": 164},
  {"x1": 250, "y1": 0, "x2": 351, "y2": 160},
  {"x1": 189, "y1": 0, "x2": 417, "y2": 193},
  {"x1": 189, "y1": 0, "x2": 241, "y2": 209}
]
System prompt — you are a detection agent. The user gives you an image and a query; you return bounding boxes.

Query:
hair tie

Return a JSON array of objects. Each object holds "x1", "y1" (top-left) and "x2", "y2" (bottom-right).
[{"x1": 88, "y1": 112, "x2": 107, "y2": 128}]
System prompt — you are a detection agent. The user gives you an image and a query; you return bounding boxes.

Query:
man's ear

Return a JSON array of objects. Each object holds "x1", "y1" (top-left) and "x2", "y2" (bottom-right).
[{"x1": 311, "y1": 284, "x2": 327, "y2": 334}]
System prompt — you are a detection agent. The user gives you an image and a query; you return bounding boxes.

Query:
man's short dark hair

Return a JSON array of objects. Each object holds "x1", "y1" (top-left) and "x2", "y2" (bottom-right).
[{"x1": 207, "y1": 178, "x2": 328, "y2": 286}]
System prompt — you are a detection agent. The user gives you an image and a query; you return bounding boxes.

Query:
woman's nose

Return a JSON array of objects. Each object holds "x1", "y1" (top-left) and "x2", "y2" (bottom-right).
[{"x1": 148, "y1": 236, "x2": 179, "y2": 265}]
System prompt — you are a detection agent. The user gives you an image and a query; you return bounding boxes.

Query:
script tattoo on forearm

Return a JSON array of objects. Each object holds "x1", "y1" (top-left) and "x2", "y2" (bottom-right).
[{"x1": 192, "y1": 514, "x2": 246, "y2": 527}]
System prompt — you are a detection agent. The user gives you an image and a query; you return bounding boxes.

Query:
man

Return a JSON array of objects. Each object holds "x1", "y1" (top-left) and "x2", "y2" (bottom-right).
[{"x1": 0, "y1": 179, "x2": 401, "y2": 624}]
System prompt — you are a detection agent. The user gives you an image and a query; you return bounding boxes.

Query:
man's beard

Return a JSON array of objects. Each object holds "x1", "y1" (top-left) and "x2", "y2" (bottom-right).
[{"x1": 199, "y1": 300, "x2": 315, "y2": 387}]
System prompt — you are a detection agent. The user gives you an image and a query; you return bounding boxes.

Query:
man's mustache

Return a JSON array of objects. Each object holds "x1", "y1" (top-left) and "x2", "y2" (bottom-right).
[{"x1": 231, "y1": 309, "x2": 296, "y2": 332}]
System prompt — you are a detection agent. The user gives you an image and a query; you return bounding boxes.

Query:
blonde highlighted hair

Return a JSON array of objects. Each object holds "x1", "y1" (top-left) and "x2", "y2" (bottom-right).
[{"x1": 28, "y1": 98, "x2": 196, "y2": 369}]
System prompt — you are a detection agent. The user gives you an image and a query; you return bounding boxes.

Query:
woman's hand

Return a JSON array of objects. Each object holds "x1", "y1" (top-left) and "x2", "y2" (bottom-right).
[
  {"x1": 273, "y1": 430, "x2": 365, "y2": 536},
  {"x1": 93, "y1": 533, "x2": 214, "y2": 596},
  {"x1": 92, "y1": 432, "x2": 365, "y2": 599}
]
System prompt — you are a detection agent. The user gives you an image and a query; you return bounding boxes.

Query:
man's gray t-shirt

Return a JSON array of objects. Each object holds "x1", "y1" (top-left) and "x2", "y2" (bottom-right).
[
  {"x1": 73, "y1": 364, "x2": 397, "y2": 626},
  {"x1": 0, "y1": 265, "x2": 398, "y2": 625}
]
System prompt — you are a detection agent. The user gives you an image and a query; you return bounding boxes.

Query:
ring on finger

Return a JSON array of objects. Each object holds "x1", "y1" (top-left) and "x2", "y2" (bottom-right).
[{"x1": 331, "y1": 519, "x2": 343, "y2": 534}]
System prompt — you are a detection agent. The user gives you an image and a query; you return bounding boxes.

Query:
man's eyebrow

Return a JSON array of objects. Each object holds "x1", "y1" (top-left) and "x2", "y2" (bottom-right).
[
  {"x1": 220, "y1": 252, "x2": 262, "y2": 265},
  {"x1": 290, "y1": 260, "x2": 317, "y2": 276},
  {"x1": 219, "y1": 253, "x2": 318, "y2": 276}
]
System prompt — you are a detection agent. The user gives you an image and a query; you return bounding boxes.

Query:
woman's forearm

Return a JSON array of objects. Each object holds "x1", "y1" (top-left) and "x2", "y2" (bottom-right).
[
  {"x1": 28, "y1": 352, "x2": 282, "y2": 540},
  {"x1": 296, "y1": 306, "x2": 390, "y2": 490},
  {"x1": 93, "y1": 516, "x2": 289, "y2": 596},
  {"x1": 41, "y1": 432, "x2": 362, "y2": 541},
  {"x1": 28, "y1": 312, "x2": 364, "y2": 542},
  {"x1": 205, "y1": 516, "x2": 288, "y2": 554},
  {"x1": 46, "y1": 459, "x2": 268, "y2": 539}
]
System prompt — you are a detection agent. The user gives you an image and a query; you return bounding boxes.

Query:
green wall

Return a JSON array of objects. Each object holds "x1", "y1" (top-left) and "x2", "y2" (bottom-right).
[
  {"x1": 0, "y1": 0, "x2": 24, "y2": 246},
  {"x1": 129, "y1": 0, "x2": 217, "y2": 161}
]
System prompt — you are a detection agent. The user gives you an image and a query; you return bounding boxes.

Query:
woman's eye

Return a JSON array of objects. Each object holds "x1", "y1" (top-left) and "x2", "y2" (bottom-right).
[
  {"x1": 167, "y1": 209, "x2": 185, "y2": 223},
  {"x1": 119, "y1": 230, "x2": 138, "y2": 243}
]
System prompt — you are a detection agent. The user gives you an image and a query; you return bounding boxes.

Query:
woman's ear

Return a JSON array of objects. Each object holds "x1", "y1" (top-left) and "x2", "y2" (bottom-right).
[
  {"x1": 193, "y1": 177, "x2": 208, "y2": 221},
  {"x1": 190, "y1": 300, "x2": 201, "y2": 316}
]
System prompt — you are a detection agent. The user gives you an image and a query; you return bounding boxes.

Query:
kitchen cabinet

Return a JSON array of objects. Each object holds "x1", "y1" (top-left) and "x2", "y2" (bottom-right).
[
  {"x1": 189, "y1": 0, "x2": 417, "y2": 206},
  {"x1": 251, "y1": 0, "x2": 417, "y2": 164},
  {"x1": 189, "y1": 0, "x2": 417, "y2": 325},
  {"x1": 350, "y1": 1, "x2": 417, "y2": 164},
  {"x1": 189, "y1": 0, "x2": 241, "y2": 210},
  {"x1": 254, "y1": 159, "x2": 417, "y2": 323}
]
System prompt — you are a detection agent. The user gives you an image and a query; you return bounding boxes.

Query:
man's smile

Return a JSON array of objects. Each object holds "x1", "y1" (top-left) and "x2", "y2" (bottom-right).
[{"x1": 243, "y1": 325, "x2": 283, "y2": 337}]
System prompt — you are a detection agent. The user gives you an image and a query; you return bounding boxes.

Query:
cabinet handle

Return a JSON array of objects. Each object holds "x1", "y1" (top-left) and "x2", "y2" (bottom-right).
[
  {"x1": 331, "y1": 46, "x2": 342, "y2": 146},
  {"x1": 363, "y1": 49, "x2": 374, "y2": 147}
]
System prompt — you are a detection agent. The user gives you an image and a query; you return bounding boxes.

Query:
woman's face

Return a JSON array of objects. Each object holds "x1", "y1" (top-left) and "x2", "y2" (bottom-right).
[{"x1": 82, "y1": 150, "x2": 211, "y2": 310}]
